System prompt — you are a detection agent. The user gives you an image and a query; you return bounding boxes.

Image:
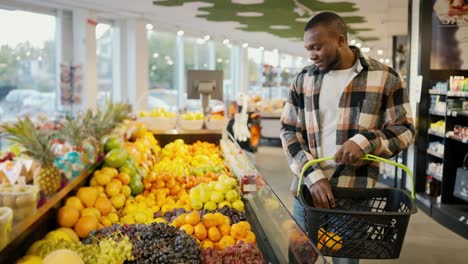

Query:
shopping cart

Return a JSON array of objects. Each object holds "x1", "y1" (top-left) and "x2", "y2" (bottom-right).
[{"x1": 296, "y1": 154, "x2": 417, "y2": 259}]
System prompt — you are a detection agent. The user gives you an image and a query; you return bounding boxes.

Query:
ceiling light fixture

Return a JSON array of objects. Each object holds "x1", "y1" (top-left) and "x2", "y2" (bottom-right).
[
  {"x1": 242, "y1": 43, "x2": 249, "y2": 48},
  {"x1": 223, "y1": 39, "x2": 230, "y2": 45},
  {"x1": 350, "y1": 39, "x2": 356, "y2": 45},
  {"x1": 379, "y1": 58, "x2": 384, "y2": 63},
  {"x1": 177, "y1": 30, "x2": 184, "y2": 36},
  {"x1": 204, "y1": 35, "x2": 211, "y2": 41},
  {"x1": 153, "y1": 53, "x2": 159, "y2": 58},
  {"x1": 146, "y1": 23, "x2": 154, "y2": 31},
  {"x1": 384, "y1": 59, "x2": 390, "y2": 64},
  {"x1": 377, "y1": 49, "x2": 383, "y2": 55}
]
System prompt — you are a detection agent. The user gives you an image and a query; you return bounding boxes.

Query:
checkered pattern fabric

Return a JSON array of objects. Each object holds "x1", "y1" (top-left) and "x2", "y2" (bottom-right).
[{"x1": 281, "y1": 47, "x2": 415, "y2": 193}]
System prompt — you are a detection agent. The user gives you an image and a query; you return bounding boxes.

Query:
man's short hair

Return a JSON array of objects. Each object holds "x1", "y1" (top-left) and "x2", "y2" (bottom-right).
[{"x1": 304, "y1": 12, "x2": 347, "y2": 41}]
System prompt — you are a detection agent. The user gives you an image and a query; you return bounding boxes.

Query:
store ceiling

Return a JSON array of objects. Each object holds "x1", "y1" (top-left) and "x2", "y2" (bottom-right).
[{"x1": 8, "y1": 0, "x2": 408, "y2": 59}]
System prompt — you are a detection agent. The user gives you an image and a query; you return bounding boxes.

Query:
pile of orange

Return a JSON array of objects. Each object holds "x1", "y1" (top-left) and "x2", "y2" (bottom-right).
[{"x1": 171, "y1": 212, "x2": 256, "y2": 250}]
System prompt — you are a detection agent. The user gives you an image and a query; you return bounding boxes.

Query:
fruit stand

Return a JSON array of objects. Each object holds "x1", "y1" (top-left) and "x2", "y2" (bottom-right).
[{"x1": 0, "y1": 109, "x2": 325, "y2": 264}]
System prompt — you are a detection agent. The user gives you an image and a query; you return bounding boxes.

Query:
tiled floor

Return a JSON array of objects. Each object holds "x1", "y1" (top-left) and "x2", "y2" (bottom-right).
[{"x1": 254, "y1": 145, "x2": 468, "y2": 264}]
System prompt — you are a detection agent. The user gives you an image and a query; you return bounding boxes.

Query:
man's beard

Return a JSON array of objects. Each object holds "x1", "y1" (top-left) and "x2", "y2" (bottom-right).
[{"x1": 318, "y1": 49, "x2": 341, "y2": 74}]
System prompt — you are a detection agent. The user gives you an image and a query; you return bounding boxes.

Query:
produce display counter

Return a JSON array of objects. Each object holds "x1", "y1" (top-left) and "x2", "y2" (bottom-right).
[{"x1": 0, "y1": 131, "x2": 325, "y2": 263}]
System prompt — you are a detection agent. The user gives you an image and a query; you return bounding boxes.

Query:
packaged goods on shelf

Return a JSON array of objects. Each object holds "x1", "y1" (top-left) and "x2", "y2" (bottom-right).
[
  {"x1": 427, "y1": 162, "x2": 443, "y2": 178},
  {"x1": 449, "y1": 76, "x2": 468, "y2": 92},
  {"x1": 429, "y1": 141, "x2": 445, "y2": 155},
  {"x1": 0, "y1": 183, "x2": 38, "y2": 222},
  {"x1": 432, "y1": 81, "x2": 448, "y2": 93}
]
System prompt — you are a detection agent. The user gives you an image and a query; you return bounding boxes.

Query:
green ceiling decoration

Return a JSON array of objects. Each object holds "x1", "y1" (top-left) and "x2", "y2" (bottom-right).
[{"x1": 152, "y1": 0, "x2": 378, "y2": 42}]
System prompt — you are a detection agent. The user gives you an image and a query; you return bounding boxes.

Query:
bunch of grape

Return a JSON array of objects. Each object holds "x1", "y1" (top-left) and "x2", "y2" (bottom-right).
[
  {"x1": 94, "y1": 236, "x2": 134, "y2": 264},
  {"x1": 89, "y1": 223, "x2": 201, "y2": 264},
  {"x1": 210, "y1": 206, "x2": 247, "y2": 224},
  {"x1": 155, "y1": 207, "x2": 188, "y2": 223},
  {"x1": 201, "y1": 241, "x2": 264, "y2": 264}
]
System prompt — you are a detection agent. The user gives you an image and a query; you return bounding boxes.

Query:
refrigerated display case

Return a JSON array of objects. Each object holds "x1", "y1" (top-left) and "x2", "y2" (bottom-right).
[{"x1": 0, "y1": 129, "x2": 326, "y2": 263}]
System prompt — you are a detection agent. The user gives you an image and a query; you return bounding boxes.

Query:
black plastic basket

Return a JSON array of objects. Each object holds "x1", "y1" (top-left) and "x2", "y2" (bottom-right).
[{"x1": 296, "y1": 154, "x2": 417, "y2": 259}]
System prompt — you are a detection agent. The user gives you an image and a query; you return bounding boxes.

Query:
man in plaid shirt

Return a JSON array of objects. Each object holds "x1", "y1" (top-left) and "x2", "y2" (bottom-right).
[{"x1": 281, "y1": 12, "x2": 415, "y2": 264}]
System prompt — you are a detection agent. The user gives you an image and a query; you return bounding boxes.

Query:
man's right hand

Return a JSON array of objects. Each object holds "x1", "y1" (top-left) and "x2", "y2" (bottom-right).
[{"x1": 308, "y1": 178, "x2": 335, "y2": 209}]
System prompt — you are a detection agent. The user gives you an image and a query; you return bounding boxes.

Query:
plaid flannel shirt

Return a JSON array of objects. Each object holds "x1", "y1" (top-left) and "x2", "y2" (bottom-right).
[{"x1": 280, "y1": 47, "x2": 415, "y2": 194}]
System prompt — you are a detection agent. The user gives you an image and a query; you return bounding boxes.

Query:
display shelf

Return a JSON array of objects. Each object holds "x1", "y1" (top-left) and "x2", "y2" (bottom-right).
[
  {"x1": 415, "y1": 193, "x2": 436, "y2": 215},
  {"x1": 447, "y1": 135, "x2": 468, "y2": 144},
  {"x1": 429, "y1": 110, "x2": 446, "y2": 117},
  {"x1": 0, "y1": 167, "x2": 95, "y2": 262},
  {"x1": 428, "y1": 129, "x2": 445, "y2": 138},
  {"x1": 426, "y1": 170, "x2": 443, "y2": 182},
  {"x1": 259, "y1": 112, "x2": 282, "y2": 118},
  {"x1": 447, "y1": 110, "x2": 468, "y2": 117},
  {"x1": 429, "y1": 89, "x2": 446, "y2": 95},
  {"x1": 432, "y1": 203, "x2": 468, "y2": 239},
  {"x1": 427, "y1": 149, "x2": 444, "y2": 159},
  {"x1": 446, "y1": 91, "x2": 468, "y2": 97}
]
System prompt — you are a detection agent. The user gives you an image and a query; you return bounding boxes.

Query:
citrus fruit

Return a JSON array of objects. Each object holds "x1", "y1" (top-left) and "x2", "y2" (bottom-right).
[
  {"x1": 117, "y1": 172, "x2": 131, "y2": 185},
  {"x1": 111, "y1": 194, "x2": 126, "y2": 209},
  {"x1": 180, "y1": 224, "x2": 194, "y2": 235},
  {"x1": 237, "y1": 221, "x2": 251, "y2": 231},
  {"x1": 80, "y1": 208, "x2": 101, "y2": 219},
  {"x1": 95, "y1": 171, "x2": 112, "y2": 186},
  {"x1": 65, "y1": 196, "x2": 84, "y2": 211},
  {"x1": 217, "y1": 235, "x2": 235, "y2": 250},
  {"x1": 219, "y1": 224, "x2": 231, "y2": 236},
  {"x1": 122, "y1": 185, "x2": 131, "y2": 197},
  {"x1": 230, "y1": 223, "x2": 248, "y2": 240},
  {"x1": 74, "y1": 216, "x2": 98, "y2": 238},
  {"x1": 213, "y1": 213, "x2": 226, "y2": 226},
  {"x1": 94, "y1": 197, "x2": 113, "y2": 216},
  {"x1": 194, "y1": 223, "x2": 207, "y2": 240},
  {"x1": 44, "y1": 230, "x2": 72, "y2": 242},
  {"x1": 325, "y1": 232, "x2": 343, "y2": 251},
  {"x1": 232, "y1": 200, "x2": 244, "y2": 211},
  {"x1": 57, "y1": 206, "x2": 80, "y2": 228},
  {"x1": 185, "y1": 211, "x2": 201, "y2": 226},
  {"x1": 243, "y1": 231, "x2": 256, "y2": 244},
  {"x1": 105, "y1": 179, "x2": 122, "y2": 197},
  {"x1": 208, "y1": 226, "x2": 221, "y2": 242},
  {"x1": 77, "y1": 187, "x2": 98, "y2": 208},
  {"x1": 201, "y1": 240, "x2": 215, "y2": 249},
  {"x1": 108, "y1": 212, "x2": 119, "y2": 223},
  {"x1": 134, "y1": 212, "x2": 147, "y2": 224},
  {"x1": 56, "y1": 227, "x2": 80, "y2": 242}
]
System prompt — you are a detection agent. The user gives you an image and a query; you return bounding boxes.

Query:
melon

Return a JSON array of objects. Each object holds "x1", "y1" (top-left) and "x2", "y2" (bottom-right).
[{"x1": 43, "y1": 249, "x2": 84, "y2": 264}]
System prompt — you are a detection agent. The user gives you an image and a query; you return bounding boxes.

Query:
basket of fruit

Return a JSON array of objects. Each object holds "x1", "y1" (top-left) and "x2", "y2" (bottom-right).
[
  {"x1": 297, "y1": 154, "x2": 417, "y2": 259},
  {"x1": 138, "y1": 108, "x2": 177, "y2": 131},
  {"x1": 178, "y1": 111, "x2": 204, "y2": 130}
]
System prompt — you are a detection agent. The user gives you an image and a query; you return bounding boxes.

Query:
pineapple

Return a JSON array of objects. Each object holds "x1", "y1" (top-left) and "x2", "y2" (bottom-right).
[
  {"x1": 1, "y1": 117, "x2": 61, "y2": 195},
  {"x1": 59, "y1": 114, "x2": 87, "y2": 151}
]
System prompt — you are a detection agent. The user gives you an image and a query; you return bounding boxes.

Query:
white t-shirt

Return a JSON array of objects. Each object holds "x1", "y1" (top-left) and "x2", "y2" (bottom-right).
[{"x1": 318, "y1": 59, "x2": 360, "y2": 178}]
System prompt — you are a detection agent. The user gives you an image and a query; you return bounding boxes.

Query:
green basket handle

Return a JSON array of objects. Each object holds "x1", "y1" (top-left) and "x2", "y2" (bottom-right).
[{"x1": 296, "y1": 154, "x2": 415, "y2": 199}]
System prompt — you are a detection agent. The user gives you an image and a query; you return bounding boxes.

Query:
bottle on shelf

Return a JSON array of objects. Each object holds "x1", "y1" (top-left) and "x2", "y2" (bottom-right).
[{"x1": 426, "y1": 175, "x2": 433, "y2": 195}]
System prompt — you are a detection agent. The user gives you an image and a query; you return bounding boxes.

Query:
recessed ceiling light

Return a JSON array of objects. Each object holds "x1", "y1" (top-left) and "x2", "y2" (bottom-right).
[
  {"x1": 270, "y1": 25, "x2": 291, "y2": 30},
  {"x1": 217, "y1": 58, "x2": 223, "y2": 63},
  {"x1": 377, "y1": 49, "x2": 383, "y2": 55},
  {"x1": 153, "y1": 53, "x2": 159, "y2": 58},
  {"x1": 204, "y1": 35, "x2": 210, "y2": 41},
  {"x1": 223, "y1": 39, "x2": 230, "y2": 45},
  {"x1": 242, "y1": 43, "x2": 249, "y2": 48},
  {"x1": 236, "y1": 12, "x2": 263, "y2": 17},
  {"x1": 379, "y1": 58, "x2": 384, "y2": 63},
  {"x1": 350, "y1": 39, "x2": 356, "y2": 45},
  {"x1": 167, "y1": 61, "x2": 174, "y2": 65},
  {"x1": 146, "y1": 24, "x2": 153, "y2": 31},
  {"x1": 177, "y1": 30, "x2": 184, "y2": 36},
  {"x1": 384, "y1": 59, "x2": 390, "y2": 64}
]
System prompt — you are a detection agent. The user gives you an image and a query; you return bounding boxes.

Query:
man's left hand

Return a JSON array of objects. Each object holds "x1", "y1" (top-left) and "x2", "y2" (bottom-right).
[{"x1": 335, "y1": 140, "x2": 365, "y2": 164}]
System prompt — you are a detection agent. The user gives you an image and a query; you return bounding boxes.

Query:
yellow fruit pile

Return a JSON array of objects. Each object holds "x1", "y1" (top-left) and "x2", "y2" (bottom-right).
[{"x1": 171, "y1": 212, "x2": 255, "y2": 249}]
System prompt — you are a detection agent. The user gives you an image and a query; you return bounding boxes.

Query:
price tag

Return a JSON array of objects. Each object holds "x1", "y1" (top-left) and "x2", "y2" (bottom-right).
[
  {"x1": 453, "y1": 111, "x2": 458, "y2": 117},
  {"x1": 243, "y1": 184, "x2": 257, "y2": 192}
]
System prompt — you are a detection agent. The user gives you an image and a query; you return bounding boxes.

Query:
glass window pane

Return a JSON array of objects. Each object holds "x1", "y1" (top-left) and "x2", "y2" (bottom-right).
[
  {"x1": 248, "y1": 47, "x2": 263, "y2": 97},
  {"x1": 197, "y1": 38, "x2": 210, "y2": 70},
  {"x1": 0, "y1": 9, "x2": 56, "y2": 121},
  {"x1": 96, "y1": 23, "x2": 113, "y2": 107},
  {"x1": 147, "y1": 31, "x2": 177, "y2": 111},
  {"x1": 215, "y1": 42, "x2": 231, "y2": 102}
]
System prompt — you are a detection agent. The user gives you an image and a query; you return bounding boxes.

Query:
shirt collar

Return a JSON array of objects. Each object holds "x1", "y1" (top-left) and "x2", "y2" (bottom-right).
[{"x1": 307, "y1": 46, "x2": 372, "y2": 75}]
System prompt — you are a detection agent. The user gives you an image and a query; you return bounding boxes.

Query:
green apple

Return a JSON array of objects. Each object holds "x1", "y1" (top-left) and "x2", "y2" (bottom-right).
[
  {"x1": 210, "y1": 191, "x2": 224, "y2": 203},
  {"x1": 215, "y1": 182, "x2": 229, "y2": 193},
  {"x1": 191, "y1": 199, "x2": 203, "y2": 211},
  {"x1": 225, "y1": 190, "x2": 239, "y2": 202},
  {"x1": 232, "y1": 200, "x2": 245, "y2": 212},
  {"x1": 204, "y1": 201, "x2": 217, "y2": 211}
]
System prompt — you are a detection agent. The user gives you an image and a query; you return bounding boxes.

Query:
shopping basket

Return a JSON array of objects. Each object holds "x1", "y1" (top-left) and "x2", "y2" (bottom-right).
[{"x1": 297, "y1": 154, "x2": 417, "y2": 259}]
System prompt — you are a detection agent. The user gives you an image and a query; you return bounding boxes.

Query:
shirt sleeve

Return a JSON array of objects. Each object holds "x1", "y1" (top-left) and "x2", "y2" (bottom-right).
[
  {"x1": 350, "y1": 72, "x2": 415, "y2": 158},
  {"x1": 280, "y1": 74, "x2": 326, "y2": 190}
]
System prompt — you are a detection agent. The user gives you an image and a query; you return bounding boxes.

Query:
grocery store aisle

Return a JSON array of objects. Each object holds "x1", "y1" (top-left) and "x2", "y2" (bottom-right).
[{"x1": 255, "y1": 145, "x2": 468, "y2": 264}]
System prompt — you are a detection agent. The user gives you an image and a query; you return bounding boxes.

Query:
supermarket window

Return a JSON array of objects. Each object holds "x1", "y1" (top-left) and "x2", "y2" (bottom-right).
[
  {"x1": 147, "y1": 31, "x2": 177, "y2": 111},
  {"x1": 96, "y1": 23, "x2": 113, "y2": 107},
  {"x1": 215, "y1": 42, "x2": 231, "y2": 102},
  {"x1": 0, "y1": 9, "x2": 57, "y2": 122},
  {"x1": 196, "y1": 38, "x2": 211, "y2": 70},
  {"x1": 247, "y1": 47, "x2": 263, "y2": 97}
]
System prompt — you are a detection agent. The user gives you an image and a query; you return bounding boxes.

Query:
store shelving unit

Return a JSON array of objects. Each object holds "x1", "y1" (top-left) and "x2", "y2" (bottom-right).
[{"x1": 415, "y1": 69, "x2": 468, "y2": 239}]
